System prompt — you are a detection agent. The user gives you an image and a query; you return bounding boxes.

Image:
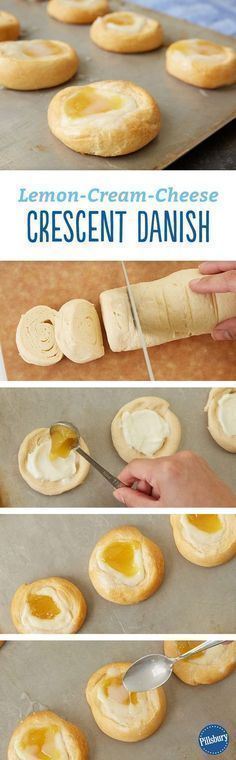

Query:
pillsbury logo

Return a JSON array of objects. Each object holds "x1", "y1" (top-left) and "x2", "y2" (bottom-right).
[{"x1": 198, "y1": 724, "x2": 229, "y2": 755}]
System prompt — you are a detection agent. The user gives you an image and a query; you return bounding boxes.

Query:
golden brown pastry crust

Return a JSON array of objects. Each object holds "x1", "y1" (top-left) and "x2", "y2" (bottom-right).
[
  {"x1": 205, "y1": 388, "x2": 236, "y2": 453},
  {"x1": 11, "y1": 576, "x2": 87, "y2": 634},
  {"x1": 0, "y1": 640, "x2": 5, "y2": 647},
  {"x1": 166, "y1": 38, "x2": 236, "y2": 88},
  {"x1": 18, "y1": 427, "x2": 90, "y2": 496},
  {"x1": 47, "y1": 0, "x2": 109, "y2": 25},
  {"x1": 0, "y1": 11, "x2": 20, "y2": 42},
  {"x1": 170, "y1": 514, "x2": 236, "y2": 567},
  {"x1": 86, "y1": 662, "x2": 167, "y2": 741},
  {"x1": 0, "y1": 39, "x2": 78, "y2": 90},
  {"x1": 8, "y1": 710, "x2": 89, "y2": 760},
  {"x1": 164, "y1": 641, "x2": 236, "y2": 685},
  {"x1": 48, "y1": 81, "x2": 160, "y2": 156},
  {"x1": 89, "y1": 525, "x2": 165, "y2": 604},
  {"x1": 111, "y1": 396, "x2": 181, "y2": 462},
  {"x1": 90, "y1": 11, "x2": 163, "y2": 53}
]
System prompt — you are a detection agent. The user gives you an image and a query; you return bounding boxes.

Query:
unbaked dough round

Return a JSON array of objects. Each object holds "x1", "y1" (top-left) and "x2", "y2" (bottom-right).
[
  {"x1": 47, "y1": 0, "x2": 109, "y2": 25},
  {"x1": 166, "y1": 38, "x2": 236, "y2": 88},
  {"x1": 8, "y1": 710, "x2": 88, "y2": 760},
  {"x1": 55, "y1": 299, "x2": 105, "y2": 363},
  {"x1": 18, "y1": 427, "x2": 90, "y2": 495},
  {"x1": 48, "y1": 81, "x2": 161, "y2": 156},
  {"x1": 16, "y1": 305, "x2": 63, "y2": 366},
  {"x1": 11, "y1": 576, "x2": 87, "y2": 633},
  {"x1": 89, "y1": 525, "x2": 164, "y2": 604},
  {"x1": 90, "y1": 11, "x2": 163, "y2": 53},
  {"x1": 0, "y1": 39, "x2": 78, "y2": 90},
  {"x1": 111, "y1": 396, "x2": 181, "y2": 462},
  {"x1": 170, "y1": 513, "x2": 236, "y2": 567},
  {"x1": 0, "y1": 11, "x2": 20, "y2": 42},
  {"x1": 86, "y1": 661, "x2": 167, "y2": 741},
  {"x1": 164, "y1": 640, "x2": 236, "y2": 685},
  {"x1": 205, "y1": 388, "x2": 236, "y2": 453}
]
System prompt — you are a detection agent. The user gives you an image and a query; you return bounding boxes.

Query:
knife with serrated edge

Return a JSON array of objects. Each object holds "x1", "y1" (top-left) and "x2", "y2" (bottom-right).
[{"x1": 121, "y1": 262, "x2": 155, "y2": 382}]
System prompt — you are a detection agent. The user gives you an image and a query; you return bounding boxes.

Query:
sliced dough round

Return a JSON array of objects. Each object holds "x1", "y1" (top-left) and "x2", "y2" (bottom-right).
[
  {"x1": 111, "y1": 396, "x2": 181, "y2": 462},
  {"x1": 90, "y1": 11, "x2": 163, "y2": 53},
  {"x1": 48, "y1": 81, "x2": 161, "y2": 156},
  {"x1": 47, "y1": 0, "x2": 109, "y2": 25},
  {"x1": 0, "y1": 11, "x2": 20, "y2": 42},
  {"x1": 166, "y1": 38, "x2": 236, "y2": 88},
  {"x1": 11, "y1": 576, "x2": 87, "y2": 633},
  {"x1": 86, "y1": 661, "x2": 167, "y2": 741},
  {"x1": 89, "y1": 525, "x2": 164, "y2": 604},
  {"x1": 8, "y1": 710, "x2": 88, "y2": 760},
  {"x1": 16, "y1": 305, "x2": 63, "y2": 366},
  {"x1": 164, "y1": 640, "x2": 236, "y2": 685},
  {"x1": 55, "y1": 299, "x2": 104, "y2": 363},
  {"x1": 0, "y1": 39, "x2": 78, "y2": 90},
  {"x1": 18, "y1": 427, "x2": 90, "y2": 495},
  {"x1": 170, "y1": 514, "x2": 236, "y2": 567},
  {"x1": 205, "y1": 388, "x2": 236, "y2": 453}
]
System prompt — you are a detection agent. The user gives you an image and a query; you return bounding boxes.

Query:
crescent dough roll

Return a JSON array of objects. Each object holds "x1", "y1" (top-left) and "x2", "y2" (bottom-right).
[
  {"x1": 205, "y1": 388, "x2": 236, "y2": 453},
  {"x1": 0, "y1": 11, "x2": 20, "y2": 41},
  {"x1": 55, "y1": 299, "x2": 104, "y2": 363},
  {"x1": 18, "y1": 427, "x2": 90, "y2": 495},
  {"x1": 8, "y1": 711, "x2": 88, "y2": 760},
  {"x1": 100, "y1": 268, "x2": 236, "y2": 351},
  {"x1": 163, "y1": 640, "x2": 236, "y2": 686},
  {"x1": 11, "y1": 576, "x2": 87, "y2": 633},
  {"x1": 90, "y1": 11, "x2": 163, "y2": 54},
  {"x1": 47, "y1": 0, "x2": 109, "y2": 25},
  {"x1": 16, "y1": 305, "x2": 63, "y2": 366},
  {"x1": 86, "y1": 661, "x2": 167, "y2": 741}
]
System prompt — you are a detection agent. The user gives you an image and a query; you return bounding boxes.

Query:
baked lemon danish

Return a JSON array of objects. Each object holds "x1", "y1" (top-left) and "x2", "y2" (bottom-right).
[
  {"x1": 170, "y1": 513, "x2": 236, "y2": 567},
  {"x1": 11, "y1": 576, "x2": 87, "y2": 633},
  {"x1": 18, "y1": 427, "x2": 90, "y2": 495},
  {"x1": 205, "y1": 388, "x2": 236, "y2": 453},
  {"x1": 166, "y1": 38, "x2": 236, "y2": 88},
  {"x1": 90, "y1": 11, "x2": 163, "y2": 53},
  {"x1": 164, "y1": 640, "x2": 236, "y2": 685},
  {"x1": 111, "y1": 396, "x2": 181, "y2": 462},
  {"x1": 8, "y1": 710, "x2": 88, "y2": 760},
  {"x1": 0, "y1": 39, "x2": 78, "y2": 90},
  {"x1": 0, "y1": 11, "x2": 20, "y2": 42},
  {"x1": 47, "y1": 0, "x2": 109, "y2": 25}
]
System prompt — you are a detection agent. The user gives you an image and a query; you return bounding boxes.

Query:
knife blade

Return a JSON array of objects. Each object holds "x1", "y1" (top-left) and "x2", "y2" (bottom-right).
[{"x1": 121, "y1": 262, "x2": 155, "y2": 382}]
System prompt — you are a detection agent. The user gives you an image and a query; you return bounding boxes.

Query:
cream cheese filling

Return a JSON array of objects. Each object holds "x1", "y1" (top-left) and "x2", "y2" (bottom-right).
[
  {"x1": 22, "y1": 587, "x2": 73, "y2": 632},
  {"x1": 106, "y1": 14, "x2": 146, "y2": 34},
  {"x1": 217, "y1": 392, "x2": 236, "y2": 436},
  {"x1": 181, "y1": 515, "x2": 224, "y2": 554},
  {"x1": 26, "y1": 440, "x2": 77, "y2": 482},
  {"x1": 121, "y1": 409, "x2": 170, "y2": 454},
  {"x1": 15, "y1": 726, "x2": 69, "y2": 760},
  {"x1": 97, "y1": 543, "x2": 145, "y2": 587}
]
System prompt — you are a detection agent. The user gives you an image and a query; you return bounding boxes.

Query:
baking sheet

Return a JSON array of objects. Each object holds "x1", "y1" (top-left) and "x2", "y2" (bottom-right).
[
  {"x1": 0, "y1": 1, "x2": 236, "y2": 170},
  {"x1": 1, "y1": 260, "x2": 236, "y2": 381},
  {"x1": 0, "y1": 513, "x2": 235, "y2": 634},
  {"x1": 0, "y1": 640, "x2": 235, "y2": 759},
  {"x1": 0, "y1": 387, "x2": 235, "y2": 507}
]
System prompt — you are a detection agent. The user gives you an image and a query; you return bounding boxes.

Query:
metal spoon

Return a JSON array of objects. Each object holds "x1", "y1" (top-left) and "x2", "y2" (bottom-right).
[
  {"x1": 123, "y1": 640, "x2": 228, "y2": 692},
  {"x1": 50, "y1": 421, "x2": 124, "y2": 490}
]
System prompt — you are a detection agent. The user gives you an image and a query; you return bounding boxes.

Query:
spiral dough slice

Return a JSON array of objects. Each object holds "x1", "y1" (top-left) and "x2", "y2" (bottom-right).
[{"x1": 16, "y1": 305, "x2": 63, "y2": 366}]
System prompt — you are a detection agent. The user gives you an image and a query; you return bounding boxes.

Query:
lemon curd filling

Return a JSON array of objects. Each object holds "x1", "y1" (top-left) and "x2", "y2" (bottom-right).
[
  {"x1": 102, "y1": 540, "x2": 140, "y2": 577},
  {"x1": 49, "y1": 425, "x2": 78, "y2": 460},
  {"x1": 22, "y1": 41, "x2": 62, "y2": 58},
  {"x1": 20, "y1": 725, "x2": 61, "y2": 760},
  {"x1": 175, "y1": 40, "x2": 223, "y2": 57},
  {"x1": 65, "y1": 86, "x2": 124, "y2": 119},
  {"x1": 177, "y1": 640, "x2": 204, "y2": 660},
  {"x1": 103, "y1": 675, "x2": 138, "y2": 705},
  {"x1": 187, "y1": 514, "x2": 222, "y2": 533},
  {"x1": 28, "y1": 593, "x2": 60, "y2": 620}
]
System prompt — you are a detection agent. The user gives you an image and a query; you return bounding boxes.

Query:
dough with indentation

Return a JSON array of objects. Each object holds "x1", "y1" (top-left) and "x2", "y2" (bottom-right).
[
  {"x1": 55, "y1": 299, "x2": 104, "y2": 363},
  {"x1": 8, "y1": 710, "x2": 88, "y2": 760},
  {"x1": 11, "y1": 576, "x2": 87, "y2": 633},
  {"x1": 47, "y1": 0, "x2": 109, "y2": 25},
  {"x1": 16, "y1": 305, "x2": 63, "y2": 366},
  {"x1": 111, "y1": 396, "x2": 181, "y2": 462},
  {"x1": 18, "y1": 427, "x2": 90, "y2": 495},
  {"x1": 166, "y1": 38, "x2": 236, "y2": 88},
  {"x1": 90, "y1": 11, "x2": 163, "y2": 53},
  {"x1": 164, "y1": 640, "x2": 236, "y2": 685},
  {"x1": 0, "y1": 11, "x2": 20, "y2": 41},
  {"x1": 205, "y1": 388, "x2": 236, "y2": 453},
  {"x1": 0, "y1": 39, "x2": 78, "y2": 90},
  {"x1": 170, "y1": 513, "x2": 236, "y2": 567}
]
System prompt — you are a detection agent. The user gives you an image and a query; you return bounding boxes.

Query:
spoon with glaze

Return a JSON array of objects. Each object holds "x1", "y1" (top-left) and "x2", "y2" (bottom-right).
[
  {"x1": 50, "y1": 420, "x2": 124, "y2": 489},
  {"x1": 123, "y1": 640, "x2": 229, "y2": 692}
]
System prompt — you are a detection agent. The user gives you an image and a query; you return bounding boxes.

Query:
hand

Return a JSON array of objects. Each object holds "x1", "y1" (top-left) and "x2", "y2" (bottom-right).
[
  {"x1": 190, "y1": 262, "x2": 236, "y2": 340},
  {"x1": 113, "y1": 451, "x2": 236, "y2": 508}
]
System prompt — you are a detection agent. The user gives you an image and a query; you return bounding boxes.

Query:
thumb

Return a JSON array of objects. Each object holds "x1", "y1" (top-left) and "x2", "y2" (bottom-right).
[
  {"x1": 113, "y1": 487, "x2": 160, "y2": 508},
  {"x1": 212, "y1": 318, "x2": 236, "y2": 340}
]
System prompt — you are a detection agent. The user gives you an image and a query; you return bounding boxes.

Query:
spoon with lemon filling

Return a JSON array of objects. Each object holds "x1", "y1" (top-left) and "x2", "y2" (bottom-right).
[{"x1": 49, "y1": 420, "x2": 124, "y2": 489}]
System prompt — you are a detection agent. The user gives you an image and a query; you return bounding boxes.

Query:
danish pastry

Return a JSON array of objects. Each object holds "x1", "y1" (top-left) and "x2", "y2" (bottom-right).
[
  {"x1": 16, "y1": 305, "x2": 63, "y2": 366},
  {"x1": 90, "y1": 11, "x2": 163, "y2": 53},
  {"x1": 11, "y1": 576, "x2": 87, "y2": 633},
  {"x1": 170, "y1": 513, "x2": 236, "y2": 567},
  {"x1": 86, "y1": 661, "x2": 167, "y2": 741},
  {"x1": 18, "y1": 427, "x2": 90, "y2": 495},
  {"x1": 48, "y1": 81, "x2": 160, "y2": 156},
  {"x1": 0, "y1": 11, "x2": 20, "y2": 42},
  {"x1": 166, "y1": 38, "x2": 236, "y2": 89},
  {"x1": 89, "y1": 525, "x2": 164, "y2": 604},
  {"x1": 47, "y1": 0, "x2": 109, "y2": 25},
  {"x1": 55, "y1": 299, "x2": 104, "y2": 363},
  {"x1": 0, "y1": 640, "x2": 5, "y2": 647},
  {"x1": 205, "y1": 388, "x2": 236, "y2": 453},
  {"x1": 8, "y1": 710, "x2": 88, "y2": 760},
  {"x1": 111, "y1": 396, "x2": 181, "y2": 462},
  {"x1": 163, "y1": 640, "x2": 236, "y2": 685},
  {"x1": 0, "y1": 39, "x2": 78, "y2": 90}
]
